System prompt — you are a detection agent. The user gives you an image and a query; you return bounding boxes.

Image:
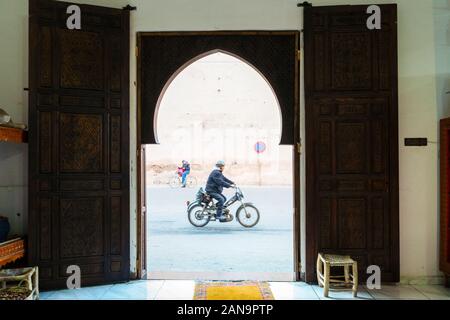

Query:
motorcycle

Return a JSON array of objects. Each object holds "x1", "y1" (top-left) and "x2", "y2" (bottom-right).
[{"x1": 186, "y1": 186, "x2": 260, "y2": 228}]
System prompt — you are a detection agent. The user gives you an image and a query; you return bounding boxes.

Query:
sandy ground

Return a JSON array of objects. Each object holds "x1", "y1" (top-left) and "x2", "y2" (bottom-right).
[{"x1": 146, "y1": 186, "x2": 294, "y2": 274}]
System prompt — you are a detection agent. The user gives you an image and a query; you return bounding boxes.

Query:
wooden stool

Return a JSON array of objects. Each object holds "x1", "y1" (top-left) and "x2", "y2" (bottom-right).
[{"x1": 316, "y1": 253, "x2": 358, "y2": 298}]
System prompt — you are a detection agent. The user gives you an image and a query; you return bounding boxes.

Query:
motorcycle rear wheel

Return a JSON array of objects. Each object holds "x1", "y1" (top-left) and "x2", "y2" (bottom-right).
[
  {"x1": 236, "y1": 204, "x2": 260, "y2": 228},
  {"x1": 188, "y1": 204, "x2": 211, "y2": 227}
]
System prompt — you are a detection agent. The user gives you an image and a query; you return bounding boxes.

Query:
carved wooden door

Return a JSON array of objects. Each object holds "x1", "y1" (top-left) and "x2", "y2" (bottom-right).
[
  {"x1": 28, "y1": 0, "x2": 130, "y2": 289},
  {"x1": 304, "y1": 4, "x2": 399, "y2": 282},
  {"x1": 440, "y1": 118, "x2": 450, "y2": 287}
]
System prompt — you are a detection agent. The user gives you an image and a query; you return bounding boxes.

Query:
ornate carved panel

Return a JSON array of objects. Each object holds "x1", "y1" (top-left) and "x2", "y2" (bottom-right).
[
  {"x1": 337, "y1": 180, "x2": 366, "y2": 192},
  {"x1": 331, "y1": 33, "x2": 372, "y2": 90},
  {"x1": 338, "y1": 199, "x2": 366, "y2": 249},
  {"x1": 336, "y1": 122, "x2": 366, "y2": 174},
  {"x1": 313, "y1": 33, "x2": 325, "y2": 91},
  {"x1": 59, "y1": 29, "x2": 104, "y2": 90},
  {"x1": 59, "y1": 263, "x2": 104, "y2": 276},
  {"x1": 319, "y1": 198, "x2": 332, "y2": 249},
  {"x1": 337, "y1": 104, "x2": 367, "y2": 116},
  {"x1": 372, "y1": 197, "x2": 385, "y2": 249},
  {"x1": 59, "y1": 113, "x2": 103, "y2": 173},
  {"x1": 60, "y1": 180, "x2": 104, "y2": 191},
  {"x1": 39, "y1": 26, "x2": 52, "y2": 88},
  {"x1": 37, "y1": 94, "x2": 53, "y2": 107},
  {"x1": 111, "y1": 261, "x2": 121, "y2": 272},
  {"x1": 110, "y1": 115, "x2": 121, "y2": 173},
  {"x1": 39, "y1": 267, "x2": 52, "y2": 280},
  {"x1": 39, "y1": 112, "x2": 52, "y2": 173},
  {"x1": 60, "y1": 197, "x2": 104, "y2": 258},
  {"x1": 319, "y1": 122, "x2": 332, "y2": 174},
  {"x1": 39, "y1": 198, "x2": 52, "y2": 261},
  {"x1": 372, "y1": 120, "x2": 386, "y2": 174},
  {"x1": 111, "y1": 97, "x2": 121, "y2": 109},
  {"x1": 59, "y1": 95, "x2": 104, "y2": 108},
  {"x1": 110, "y1": 36, "x2": 122, "y2": 92},
  {"x1": 378, "y1": 32, "x2": 391, "y2": 90},
  {"x1": 110, "y1": 197, "x2": 121, "y2": 255},
  {"x1": 110, "y1": 179, "x2": 121, "y2": 190},
  {"x1": 39, "y1": 178, "x2": 52, "y2": 192}
]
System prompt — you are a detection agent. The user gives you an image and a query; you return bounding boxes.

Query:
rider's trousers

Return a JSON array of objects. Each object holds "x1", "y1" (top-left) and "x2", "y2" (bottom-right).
[{"x1": 209, "y1": 192, "x2": 226, "y2": 217}]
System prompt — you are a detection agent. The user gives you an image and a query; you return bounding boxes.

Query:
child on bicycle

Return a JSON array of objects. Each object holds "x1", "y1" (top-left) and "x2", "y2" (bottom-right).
[{"x1": 179, "y1": 160, "x2": 191, "y2": 188}]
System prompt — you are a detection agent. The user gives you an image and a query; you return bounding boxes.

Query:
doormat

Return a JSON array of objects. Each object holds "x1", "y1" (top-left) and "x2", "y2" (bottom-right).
[{"x1": 194, "y1": 281, "x2": 274, "y2": 300}]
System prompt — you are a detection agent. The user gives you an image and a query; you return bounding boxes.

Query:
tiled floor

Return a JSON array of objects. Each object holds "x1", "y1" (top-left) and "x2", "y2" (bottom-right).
[{"x1": 39, "y1": 280, "x2": 450, "y2": 300}]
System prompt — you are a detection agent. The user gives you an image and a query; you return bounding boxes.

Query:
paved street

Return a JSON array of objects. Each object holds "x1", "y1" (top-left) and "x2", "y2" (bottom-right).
[{"x1": 146, "y1": 186, "x2": 294, "y2": 276}]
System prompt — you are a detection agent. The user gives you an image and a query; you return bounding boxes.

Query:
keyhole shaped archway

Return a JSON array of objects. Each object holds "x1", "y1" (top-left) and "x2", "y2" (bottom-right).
[
  {"x1": 144, "y1": 50, "x2": 295, "y2": 280},
  {"x1": 148, "y1": 50, "x2": 292, "y2": 187}
]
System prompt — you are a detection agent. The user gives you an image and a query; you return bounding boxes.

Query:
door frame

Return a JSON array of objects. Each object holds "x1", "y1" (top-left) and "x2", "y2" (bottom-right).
[{"x1": 136, "y1": 31, "x2": 301, "y2": 281}]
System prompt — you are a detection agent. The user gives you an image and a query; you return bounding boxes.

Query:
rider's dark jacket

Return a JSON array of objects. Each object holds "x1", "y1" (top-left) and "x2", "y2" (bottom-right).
[{"x1": 205, "y1": 169, "x2": 234, "y2": 194}]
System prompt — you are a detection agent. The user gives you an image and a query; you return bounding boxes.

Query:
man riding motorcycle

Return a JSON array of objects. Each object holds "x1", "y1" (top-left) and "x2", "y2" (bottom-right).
[{"x1": 205, "y1": 160, "x2": 235, "y2": 222}]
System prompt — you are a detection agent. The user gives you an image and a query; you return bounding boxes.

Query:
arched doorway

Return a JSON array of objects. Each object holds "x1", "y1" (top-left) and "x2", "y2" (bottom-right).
[
  {"x1": 137, "y1": 31, "x2": 300, "y2": 282},
  {"x1": 145, "y1": 51, "x2": 295, "y2": 281}
]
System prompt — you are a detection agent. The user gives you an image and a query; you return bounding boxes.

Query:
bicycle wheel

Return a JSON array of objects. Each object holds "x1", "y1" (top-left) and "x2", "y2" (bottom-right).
[
  {"x1": 187, "y1": 176, "x2": 197, "y2": 188},
  {"x1": 169, "y1": 176, "x2": 180, "y2": 188}
]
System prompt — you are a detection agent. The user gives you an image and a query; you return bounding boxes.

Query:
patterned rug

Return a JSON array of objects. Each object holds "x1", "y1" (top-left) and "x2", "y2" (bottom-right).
[{"x1": 194, "y1": 281, "x2": 274, "y2": 300}]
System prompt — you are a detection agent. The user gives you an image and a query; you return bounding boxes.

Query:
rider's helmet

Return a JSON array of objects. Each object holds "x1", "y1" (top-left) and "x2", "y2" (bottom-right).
[{"x1": 216, "y1": 160, "x2": 225, "y2": 167}]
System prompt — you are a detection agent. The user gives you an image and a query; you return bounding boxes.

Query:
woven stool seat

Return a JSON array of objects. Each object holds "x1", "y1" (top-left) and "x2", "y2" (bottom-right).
[{"x1": 322, "y1": 254, "x2": 355, "y2": 266}]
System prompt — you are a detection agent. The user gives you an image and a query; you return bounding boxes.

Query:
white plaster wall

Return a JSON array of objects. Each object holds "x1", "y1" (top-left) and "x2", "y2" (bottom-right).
[
  {"x1": 434, "y1": 0, "x2": 450, "y2": 119},
  {"x1": 0, "y1": 0, "x2": 28, "y2": 236},
  {"x1": 0, "y1": 0, "x2": 443, "y2": 281}
]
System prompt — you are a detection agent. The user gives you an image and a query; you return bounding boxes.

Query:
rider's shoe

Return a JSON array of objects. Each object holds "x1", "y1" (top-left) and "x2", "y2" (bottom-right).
[{"x1": 217, "y1": 215, "x2": 227, "y2": 222}]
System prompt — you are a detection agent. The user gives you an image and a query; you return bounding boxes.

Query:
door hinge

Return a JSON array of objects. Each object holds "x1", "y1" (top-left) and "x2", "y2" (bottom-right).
[
  {"x1": 141, "y1": 206, "x2": 146, "y2": 214},
  {"x1": 298, "y1": 262, "x2": 302, "y2": 272},
  {"x1": 135, "y1": 46, "x2": 139, "y2": 57},
  {"x1": 296, "y1": 49, "x2": 301, "y2": 61},
  {"x1": 296, "y1": 142, "x2": 302, "y2": 154}
]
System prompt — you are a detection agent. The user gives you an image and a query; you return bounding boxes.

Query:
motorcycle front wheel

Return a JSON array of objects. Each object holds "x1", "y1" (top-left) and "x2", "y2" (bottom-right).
[
  {"x1": 236, "y1": 204, "x2": 260, "y2": 228},
  {"x1": 188, "y1": 204, "x2": 211, "y2": 227}
]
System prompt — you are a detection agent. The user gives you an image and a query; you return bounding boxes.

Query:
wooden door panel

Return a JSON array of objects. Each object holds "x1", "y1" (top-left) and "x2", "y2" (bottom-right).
[
  {"x1": 305, "y1": 4, "x2": 399, "y2": 282},
  {"x1": 29, "y1": 0, "x2": 130, "y2": 289},
  {"x1": 440, "y1": 119, "x2": 450, "y2": 285}
]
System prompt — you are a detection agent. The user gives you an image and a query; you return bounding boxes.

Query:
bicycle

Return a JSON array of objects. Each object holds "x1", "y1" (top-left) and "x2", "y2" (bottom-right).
[{"x1": 169, "y1": 170, "x2": 197, "y2": 188}]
